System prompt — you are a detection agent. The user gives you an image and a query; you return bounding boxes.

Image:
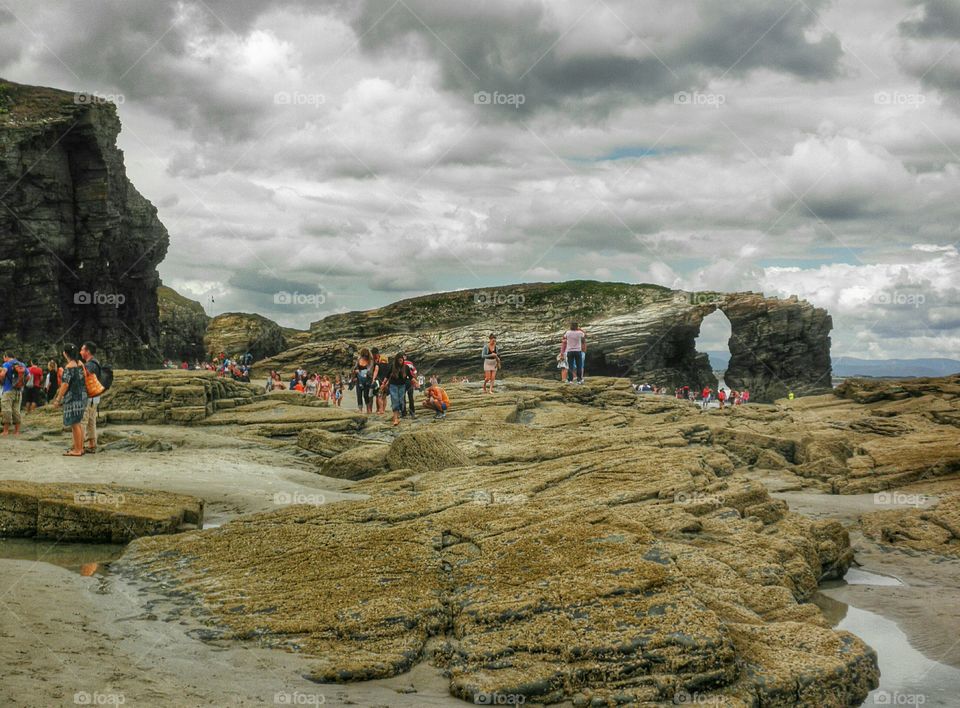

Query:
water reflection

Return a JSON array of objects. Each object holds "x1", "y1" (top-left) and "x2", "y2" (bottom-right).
[
  {"x1": 817, "y1": 569, "x2": 960, "y2": 707},
  {"x1": 0, "y1": 537, "x2": 124, "y2": 575}
]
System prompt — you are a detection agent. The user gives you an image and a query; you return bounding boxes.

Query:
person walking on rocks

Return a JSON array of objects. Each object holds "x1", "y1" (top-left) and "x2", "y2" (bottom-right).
[
  {"x1": 80, "y1": 342, "x2": 102, "y2": 453},
  {"x1": 354, "y1": 348, "x2": 374, "y2": 413},
  {"x1": 482, "y1": 334, "x2": 500, "y2": 394},
  {"x1": 560, "y1": 322, "x2": 586, "y2": 384},
  {"x1": 369, "y1": 347, "x2": 388, "y2": 414},
  {"x1": 402, "y1": 354, "x2": 418, "y2": 418},
  {"x1": 717, "y1": 388, "x2": 726, "y2": 410},
  {"x1": 51, "y1": 343, "x2": 88, "y2": 456},
  {"x1": 701, "y1": 386, "x2": 712, "y2": 410},
  {"x1": 1, "y1": 352, "x2": 26, "y2": 436},
  {"x1": 387, "y1": 352, "x2": 413, "y2": 427},
  {"x1": 43, "y1": 360, "x2": 59, "y2": 406}
]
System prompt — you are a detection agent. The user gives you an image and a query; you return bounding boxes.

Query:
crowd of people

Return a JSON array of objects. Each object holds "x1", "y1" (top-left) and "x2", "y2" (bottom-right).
[
  {"x1": 162, "y1": 352, "x2": 254, "y2": 382},
  {"x1": 669, "y1": 385, "x2": 751, "y2": 409},
  {"x1": 1, "y1": 342, "x2": 110, "y2": 456},
  {"x1": 0, "y1": 322, "x2": 755, "y2": 450}
]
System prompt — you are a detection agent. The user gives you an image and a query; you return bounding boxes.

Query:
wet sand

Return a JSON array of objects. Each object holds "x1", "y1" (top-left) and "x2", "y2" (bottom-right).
[{"x1": 0, "y1": 427, "x2": 462, "y2": 706}]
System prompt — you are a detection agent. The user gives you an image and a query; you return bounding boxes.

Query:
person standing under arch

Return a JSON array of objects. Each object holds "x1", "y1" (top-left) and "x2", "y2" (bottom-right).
[{"x1": 560, "y1": 322, "x2": 586, "y2": 384}]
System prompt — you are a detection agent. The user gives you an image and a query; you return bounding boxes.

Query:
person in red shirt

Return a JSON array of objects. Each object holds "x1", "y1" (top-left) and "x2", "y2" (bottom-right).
[{"x1": 24, "y1": 360, "x2": 44, "y2": 412}]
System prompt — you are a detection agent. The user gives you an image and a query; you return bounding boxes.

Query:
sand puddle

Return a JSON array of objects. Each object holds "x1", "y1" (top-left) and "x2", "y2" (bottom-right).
[
  {"x1": 0, "y1": 537, "x2": 124, "y2": 576},
  {"x1": 817, "y1": 569, "x2": 960, "y2": 706}
]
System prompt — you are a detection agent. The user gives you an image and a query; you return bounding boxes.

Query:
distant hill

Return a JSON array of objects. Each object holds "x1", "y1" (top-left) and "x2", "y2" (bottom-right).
[{"x1": 705, "y1": 351, "x2": 960, "y2": 378}]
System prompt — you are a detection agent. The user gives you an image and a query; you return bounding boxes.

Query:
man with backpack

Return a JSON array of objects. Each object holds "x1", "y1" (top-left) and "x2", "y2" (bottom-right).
[
  {"x1": 80, "y1": 341, "x2": 108, "y2": 453},
  {"x1": 1, "y1": 352, "x2": 26, "y2": 436}
]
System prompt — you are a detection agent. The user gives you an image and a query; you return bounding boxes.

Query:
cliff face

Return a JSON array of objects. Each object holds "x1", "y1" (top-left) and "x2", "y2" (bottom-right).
[
  {"x1": 257, "y1": 281, "x2": 833, "y2": 402},
  {"x1": 203, "y1": 312, "x2": 290, "y2": 361},
  {"x1": 0, "y1": 79, "x2": 168, "y2": 366},
  {"x1": 157, "y1": 285, "x2": 210, "y2": 362}
]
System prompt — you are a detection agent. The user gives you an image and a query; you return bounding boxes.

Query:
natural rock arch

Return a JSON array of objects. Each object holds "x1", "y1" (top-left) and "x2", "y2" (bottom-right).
[{"x1": 255, "y1": 283, "x2": 834, "y2": 403}]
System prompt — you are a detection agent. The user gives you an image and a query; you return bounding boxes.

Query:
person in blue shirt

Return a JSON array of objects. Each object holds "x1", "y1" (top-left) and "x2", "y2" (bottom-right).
[{"x1": 1, "y1": 352, "x2": 24, "y2": 436}]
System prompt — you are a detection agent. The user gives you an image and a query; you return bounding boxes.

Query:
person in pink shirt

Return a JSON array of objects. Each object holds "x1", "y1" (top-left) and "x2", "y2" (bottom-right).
[{"x1": 559, "y1": 322, "x2": 586, "y2": 384}]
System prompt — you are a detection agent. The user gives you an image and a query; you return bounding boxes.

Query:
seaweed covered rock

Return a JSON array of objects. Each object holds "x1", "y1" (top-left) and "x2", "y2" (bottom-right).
[
  {"x1": 118, "y1": 377, "x2": 879, "y2": 705},
  {"x1": 385, "y1": 429, "x2": 469, "y2": 473},
  {"x1": 99, "y1": 369, "x2": 259, "y2": 424},
  {"x1": 861, "y1": 494, "x2": 960, "y2": 557},
  {"x1": 0, "y1": 480, "x2": 202, "y2": 542}
]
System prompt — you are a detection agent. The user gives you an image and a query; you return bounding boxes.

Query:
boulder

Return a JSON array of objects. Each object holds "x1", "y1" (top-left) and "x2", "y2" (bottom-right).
[{"x1": 385, "y1": 429, "x2": 469, "y2": 473}]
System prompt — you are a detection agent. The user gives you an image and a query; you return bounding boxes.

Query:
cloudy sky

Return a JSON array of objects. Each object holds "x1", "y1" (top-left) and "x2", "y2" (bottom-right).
[{"x1": 2, "y1": 0, "x2": 958, "y2": 358}]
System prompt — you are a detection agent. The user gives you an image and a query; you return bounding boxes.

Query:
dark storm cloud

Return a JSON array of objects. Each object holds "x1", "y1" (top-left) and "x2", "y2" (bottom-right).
[
  {"x1": 898, "y1": 1, "x2": 960, "y2": 102},
  {"x1": 353, "y1": 0, "x2": 842, "y2": 118},
  {"x1": 900, "y1": 0, "x2": 960, "y2": 39}
]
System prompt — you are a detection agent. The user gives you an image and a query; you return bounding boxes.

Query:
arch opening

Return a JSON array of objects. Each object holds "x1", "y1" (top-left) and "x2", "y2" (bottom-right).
[{"x1": 695, "y1": 309, "x2": 733, "y2": 391}]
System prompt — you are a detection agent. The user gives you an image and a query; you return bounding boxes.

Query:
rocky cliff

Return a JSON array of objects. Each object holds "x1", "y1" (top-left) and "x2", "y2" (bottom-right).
[
  {"x1": 0, "y1": 79, "x2": 168, "y2": 366},
  {"x1": 257, "y1": 282, "x2": 833, "y2": 401},
  {"x1": 157, "y1": 285, "x2": 210, "y2": 362},
  {"x1": 203, "y1": 312, "x2": 293, "y2": 361}
]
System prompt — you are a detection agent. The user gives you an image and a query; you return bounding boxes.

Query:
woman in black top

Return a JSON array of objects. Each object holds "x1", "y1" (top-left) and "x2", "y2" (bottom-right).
[{"x1": 387, "y1": 352, "x2": 412, "y2": 427}]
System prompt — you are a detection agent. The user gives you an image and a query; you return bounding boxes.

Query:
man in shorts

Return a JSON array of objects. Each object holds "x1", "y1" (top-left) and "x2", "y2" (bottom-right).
[{"x1": 1, "y1": 352, "x2": 25, "y2": 436}]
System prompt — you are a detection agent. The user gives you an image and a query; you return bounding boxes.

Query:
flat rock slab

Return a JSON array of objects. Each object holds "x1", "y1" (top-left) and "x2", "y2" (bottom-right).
[{"x1": 0, "y1": 480, "x2": 204, "y2": 543}]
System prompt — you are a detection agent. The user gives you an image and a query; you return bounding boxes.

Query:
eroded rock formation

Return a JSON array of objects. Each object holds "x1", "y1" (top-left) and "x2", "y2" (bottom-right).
[
  {"x1": 115, "y1": 376, "x2": 883, "y2": 705},
  {"x1": 257, "y1": 282, "x2": 832, "y2": 402},
  {"x1": 0, "y1": 79, "x2": 168, "y2": 366},
  {"x1": 0, "y1": 480, "x2": 203, "y2": 542},
  {"x1": 99, "y1": 369, "x2": 260, "y2": 424}
]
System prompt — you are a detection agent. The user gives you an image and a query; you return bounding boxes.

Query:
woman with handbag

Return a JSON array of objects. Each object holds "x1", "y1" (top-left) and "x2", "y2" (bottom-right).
[{"x1": 50, "y1": 343, "x2": 88, "y2": 457}]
